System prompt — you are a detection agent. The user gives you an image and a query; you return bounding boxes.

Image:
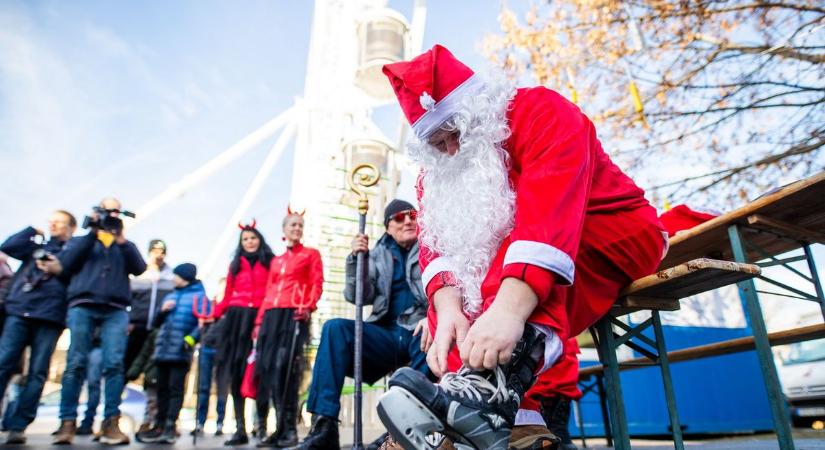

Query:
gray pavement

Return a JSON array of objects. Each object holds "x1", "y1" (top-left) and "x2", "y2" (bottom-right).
[{"x1": 2, "y1": 429, "x2": 824, "y2": 449}]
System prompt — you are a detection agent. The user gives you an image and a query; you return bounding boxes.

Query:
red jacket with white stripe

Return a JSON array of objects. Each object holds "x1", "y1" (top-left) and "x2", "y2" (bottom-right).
[
  {"x1": 256, "y1": 243, "x2": 324, "y2": 325},
  {"x1": 420, "y1": 87, "x2": 662, "y2": 327}
]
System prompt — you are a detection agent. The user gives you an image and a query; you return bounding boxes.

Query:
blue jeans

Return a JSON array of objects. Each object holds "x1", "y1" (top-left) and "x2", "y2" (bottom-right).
[
  {"x1": 196, "y1": 346, "x2": 227, "y2": 426},
  {"x1": 80, "y1": 347, "x2": 103, "y2": 428},
  {"x1": 0, "y1": 315, "x2": 62, "y2": 431},
  {"x1": 306, "y1": 319, "x2": 430, "y2": 418},
  {"x1": 60, "y1": 306, "x2": 129, "y2": 420}
]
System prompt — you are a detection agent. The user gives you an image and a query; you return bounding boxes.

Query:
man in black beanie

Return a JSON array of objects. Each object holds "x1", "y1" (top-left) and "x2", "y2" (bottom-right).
[{"x1": 289, "y1": 199, "x2": 432, "y2": 450}]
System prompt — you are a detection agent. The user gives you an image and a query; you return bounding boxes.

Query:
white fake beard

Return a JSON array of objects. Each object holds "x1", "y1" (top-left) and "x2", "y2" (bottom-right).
[{"x1": 409, "y1": 77, "x2": 517, "y2": 316}]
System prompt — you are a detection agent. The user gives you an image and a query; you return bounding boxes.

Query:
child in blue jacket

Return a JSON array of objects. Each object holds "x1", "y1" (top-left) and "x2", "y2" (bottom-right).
[{"x1": 138, "y1": 263, "x2": 205, "y2": 444}]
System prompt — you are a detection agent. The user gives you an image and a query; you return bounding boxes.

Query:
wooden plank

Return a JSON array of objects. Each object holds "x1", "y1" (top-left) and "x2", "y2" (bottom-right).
[
  {"x1": 660, "y1": 172, "x2": 825, "y2": 269},
  {"x1": 747, "y1": 214, "x2": 825, "y2": 244},
  {"x1": 622, "y1": 258, "x2": 760, "y2": 300},
  {"x1": 579, "y1": 323, "x2": 825, "y2": 379}
]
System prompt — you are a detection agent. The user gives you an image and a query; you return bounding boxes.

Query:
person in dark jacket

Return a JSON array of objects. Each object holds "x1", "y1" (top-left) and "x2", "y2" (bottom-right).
[
  {"x1": 40, "y1": 198, "x2": 147, "y2": 445},
  {"x1": 0, "y1": 252, "x2": 13, "y2": 335},
  {"x1": 297, "y1": 200, "x2": 432, "y2": 450},
  {"x1": 127, "y1": 328, "x2": 159, "y2": 441},
  {"x1": 0, "y1": 210, "x2": 76, "y2": 444},
  {"x1": 138, "y1": 263, "x2": 205, "y2": 444},
  {"x1": 192, "y1": 313, "x2": 229, "y2": 437}
]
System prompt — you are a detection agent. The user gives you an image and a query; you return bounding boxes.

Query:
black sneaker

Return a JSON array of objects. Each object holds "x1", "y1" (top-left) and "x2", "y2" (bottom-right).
[
  {"x1": 189, "y1": 425, "x2": 203, "y2": 436},
  {"x1": 76, "y1": 424, "x2": 94, "y2": 436},
  {"x1": 377, "y1": 326, "x2": 544, "y2": 450},
  {"x1": 157, "y1": 425, "x2": 177, "y2": 444},
  {"x1": 136, "y1": 426, "x2": 164, "y2": 444}
]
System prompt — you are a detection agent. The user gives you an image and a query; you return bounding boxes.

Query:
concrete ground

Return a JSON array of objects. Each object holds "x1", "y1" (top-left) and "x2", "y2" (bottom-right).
[{"x1": 4, "y1": 426, "x2": 824, "y2": 449}]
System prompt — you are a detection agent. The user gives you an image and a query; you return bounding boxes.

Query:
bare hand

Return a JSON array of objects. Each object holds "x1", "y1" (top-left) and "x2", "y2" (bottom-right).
[
  {"x1": 293, "y1": 309, "x2": 310, "y2": 321},
  {"x1": 351, "y1": 234, "x2": 369, "y2": 255},
  {"x1": 36, "y1": 255, "x2": 63, "y2": 275},
  {"x1": 115, "y1": 231, "x2": 127, "y2": 245},
  {"x1": 252, "y1": 325, "x2": 260, "y2": 340},
  {"x1": 459, "y1": 278, "x2": 537, "y2": 370},
  {"x1": 127, "y1": 324, "x2": 135, "y2": 335},
  {"x1": 413, "y1": 318, "x2": 432, "y2": 353},
  {"x1": 426, "y1": 287, "x2": 469, "y2": 377},
  {"x1": 161, "y1": 299, "x2": 176, "y2": 312}
]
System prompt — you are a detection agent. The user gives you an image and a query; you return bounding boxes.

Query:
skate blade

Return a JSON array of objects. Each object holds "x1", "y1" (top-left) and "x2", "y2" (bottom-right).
[{"x1": 377, "y1": 386, "x2": 454, "y2": 450}]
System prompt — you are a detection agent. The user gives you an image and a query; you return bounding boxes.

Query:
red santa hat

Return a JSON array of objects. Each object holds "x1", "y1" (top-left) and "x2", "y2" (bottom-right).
[{"x1": 383, "y1": 44, "x2": 485, "y2": 140}]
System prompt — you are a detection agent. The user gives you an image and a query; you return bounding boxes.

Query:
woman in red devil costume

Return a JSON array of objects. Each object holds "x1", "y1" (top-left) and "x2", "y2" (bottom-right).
[
  {"x1": 253, "y1": 208, "x2": 323, "y2": 448},
  {"x1": 213, "y1": 220, "x2": 274, "y2": 446}
]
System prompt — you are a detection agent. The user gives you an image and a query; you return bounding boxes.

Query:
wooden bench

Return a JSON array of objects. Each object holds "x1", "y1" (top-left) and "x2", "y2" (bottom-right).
[{"x1": 586, "y1": 258, "x2": 761, "y2": 450}]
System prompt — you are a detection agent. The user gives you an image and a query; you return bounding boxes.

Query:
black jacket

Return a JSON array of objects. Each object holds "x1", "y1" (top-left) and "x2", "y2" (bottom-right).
[
  {"x1": 58, "y1": 231, "x2": 147, "y2": 309},
  {"x1": 0, "y1": 227, "x2": 70, "y2": 326}
]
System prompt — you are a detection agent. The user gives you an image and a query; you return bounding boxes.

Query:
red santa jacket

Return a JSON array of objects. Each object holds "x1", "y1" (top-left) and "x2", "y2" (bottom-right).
[
  {"x1": 421, "y1": 87, "x2": 664, "y2": 324},
  {"x1": 214, "y1": 257, "x2": 270, "y2": 319},
  {"x1": 256, "y1": 243, "x2": 323, "y2": 325}
]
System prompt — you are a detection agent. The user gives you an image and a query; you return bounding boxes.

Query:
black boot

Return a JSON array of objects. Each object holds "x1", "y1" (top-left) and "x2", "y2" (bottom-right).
[
  {"x1": 276, "y1": 410, "x2": 299, "y2": 447},
  {"x1": 290, "y1": 415, "x2": 339, "y2": 450},
  {"x1": 377, "y1": 326, "x2": 545, "y2": 450},
  {"x1": 541, "y1": 396, "x2": 577, "y2": 450},
  {"x1": 224, "y1": 420, "x2": 249, "y2": 446}
]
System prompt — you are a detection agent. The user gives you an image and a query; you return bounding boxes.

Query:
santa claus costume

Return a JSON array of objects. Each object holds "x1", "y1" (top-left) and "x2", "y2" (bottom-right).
[
  {"x1": 376, "y1": 45, "x2": 667, "y2": 450},
  {"x1": 254, "y1": 211, "x2": 323, "y2": 448}
]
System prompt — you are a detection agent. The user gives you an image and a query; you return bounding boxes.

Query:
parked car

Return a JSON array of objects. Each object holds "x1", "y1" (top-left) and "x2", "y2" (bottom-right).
[
  {"x1": 779, "y1": 338, "x2": 825, "y2": 426},
  {"x1": 33, "y1": 385, "x2": 146, "y2": 434}
]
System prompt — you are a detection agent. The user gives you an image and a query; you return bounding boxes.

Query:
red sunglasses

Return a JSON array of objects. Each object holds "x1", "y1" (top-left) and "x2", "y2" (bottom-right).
[{"x1": 391, "y1": 210, "x2": 418, "y2": 222}]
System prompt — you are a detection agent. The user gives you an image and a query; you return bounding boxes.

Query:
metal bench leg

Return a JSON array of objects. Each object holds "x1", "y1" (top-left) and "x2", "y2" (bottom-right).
[
  {"x1": 651, "y1": 311, "x2": 684, "y2": 450},
  {"x1": 574, "y1": 399, "x2": 587, "y2": 448},
  {"x1": 597, "y1": 375, "x2": 613, "y2": 448},
  {"x1": 596, "y1": 316, "x2": 631, "y2": 450},
  {"x1": 729, "y1": 225, "x2": 795, "y2": 450},
  {"x1": 803, "y1": 244, "x2": 825, "y2": 323}
]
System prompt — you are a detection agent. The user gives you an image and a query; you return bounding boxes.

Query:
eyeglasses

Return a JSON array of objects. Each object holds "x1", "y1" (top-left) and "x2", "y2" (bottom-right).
[{"x1": 391, "y1": 210, "x2": 417, "y2": 223}]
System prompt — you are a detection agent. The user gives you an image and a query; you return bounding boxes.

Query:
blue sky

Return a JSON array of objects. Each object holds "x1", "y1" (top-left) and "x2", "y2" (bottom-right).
[{"x1": 0, "y1": 0, "x2": 503, "y2": 271}]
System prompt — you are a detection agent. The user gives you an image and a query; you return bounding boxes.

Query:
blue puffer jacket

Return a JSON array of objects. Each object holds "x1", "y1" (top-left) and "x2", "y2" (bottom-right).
[
  {"x1": 0, "y1": 227, "x2": 71, "y2": 326},
  {"x1": 153, "y1": 281, "x2": 205, "y2": 363}
]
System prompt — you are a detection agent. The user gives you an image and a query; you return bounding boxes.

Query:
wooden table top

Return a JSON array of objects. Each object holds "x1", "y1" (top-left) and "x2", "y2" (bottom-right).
[{"x1": 659, "y1": 171, "x2": 825, "y2": 269}]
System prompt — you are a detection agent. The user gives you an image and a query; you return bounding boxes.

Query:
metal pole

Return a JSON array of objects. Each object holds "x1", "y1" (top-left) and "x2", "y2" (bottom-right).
[
  {"x1": 803, "y1": 244, "x2": 825, "y2": 323},
  {"x1": 347, "y1": 164, "x2": 380, "y2": 450},
  {"x1": 728, "y1": 224, "x2": 795, "y2": 450},
  {"x1": 651, "y1": 311, "x2": 684, "y2": 450}
]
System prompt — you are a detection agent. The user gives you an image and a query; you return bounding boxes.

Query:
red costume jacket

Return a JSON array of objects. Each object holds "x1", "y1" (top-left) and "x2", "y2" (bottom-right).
[
  {"x1": 421, "y1": 87, "x2": 666, "y2": 341},
  {"x1": 214, "y1": 257, "x2": 270, "y2": 319},
  {"x1": 256, "y1": 243, "x2": 323, "y2": 325}
]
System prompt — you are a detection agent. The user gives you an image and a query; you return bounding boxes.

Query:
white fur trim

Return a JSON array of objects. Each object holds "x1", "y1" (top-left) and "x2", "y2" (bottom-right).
[
  {"x1": 660, "y1": 230, "x2": 670, "y2": 261},
  {"x1": 530, "y1": 324, "x2": 563, "y2": 375},
  {"x1": 504, "y1": 240, "x2": 575, "y2": 285},
  {"x1": 421, "y1": 256, "x2": 458, "y2": 290},
  {"x1": 412, "y1": 75, "x2": 486, "y2": 140},
  {"x1": 515, "y1": 409, "x2": 546, "y2": 426}
]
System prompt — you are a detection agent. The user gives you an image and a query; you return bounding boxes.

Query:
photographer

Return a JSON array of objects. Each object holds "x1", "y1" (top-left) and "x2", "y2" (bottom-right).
[
  {"x1": 0, "y1": 210, "x2": 76, "y2": 444},
  {"x1": 40, "y1": 197, "x2": 147, "y2": 445}
]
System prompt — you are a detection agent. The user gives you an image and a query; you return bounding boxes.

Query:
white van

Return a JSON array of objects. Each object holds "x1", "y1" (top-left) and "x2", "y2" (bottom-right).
[{"x1": 779, "y1": 338, "x2": 825, "y2": 426}]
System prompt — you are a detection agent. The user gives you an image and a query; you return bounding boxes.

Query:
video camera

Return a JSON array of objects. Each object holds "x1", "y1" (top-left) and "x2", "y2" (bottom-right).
[{"x1": 82, "y1": 207, "x2": 136, "y2": 234}]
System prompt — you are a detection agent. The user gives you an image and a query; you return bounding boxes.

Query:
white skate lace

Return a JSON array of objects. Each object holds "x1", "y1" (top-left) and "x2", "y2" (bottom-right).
[{"x1": 438, "y1": 366, "x2": 513, "y2": 405}]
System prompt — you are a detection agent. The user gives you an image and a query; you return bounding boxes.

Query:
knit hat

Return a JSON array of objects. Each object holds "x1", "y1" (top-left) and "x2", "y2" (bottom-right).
[
  {"x1": 173, "y1": 263, "x2": 197, "y2": 283},
  {"x1": 148, "y1": 239, "x2": 167, "y2": 253},
  {"x1": 384, "y1": 199, "x2": 416, "y2": 227}
]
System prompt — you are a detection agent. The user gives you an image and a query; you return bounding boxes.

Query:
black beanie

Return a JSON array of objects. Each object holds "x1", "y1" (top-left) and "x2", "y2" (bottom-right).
[
  {"x1": 173, "y1": 263, "x2": 197, "y2": 283},
  {"x1": 384, "y1": 199, "x2": 416, "y2": 227}
]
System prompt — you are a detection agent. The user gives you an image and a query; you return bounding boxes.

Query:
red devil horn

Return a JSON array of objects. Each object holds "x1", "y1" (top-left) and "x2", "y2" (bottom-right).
[
  {"x1": 237, "y1": 222, "x2": 245, "y2": 230},
  {"x1": 250, "y1": 219, "x2": 257, "y2": 229},
  {"x1": 287, "y1": 205, "x2": 294, "y2": 215}
]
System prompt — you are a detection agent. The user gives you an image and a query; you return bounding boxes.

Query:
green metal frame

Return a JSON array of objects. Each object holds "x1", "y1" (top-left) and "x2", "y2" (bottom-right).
[
  {"x1": 728, "y1": 224, "x2": 825, "y2": 450},
  {"x1": 591, "y1": 311, "x2": 685, "y2": 450}
]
